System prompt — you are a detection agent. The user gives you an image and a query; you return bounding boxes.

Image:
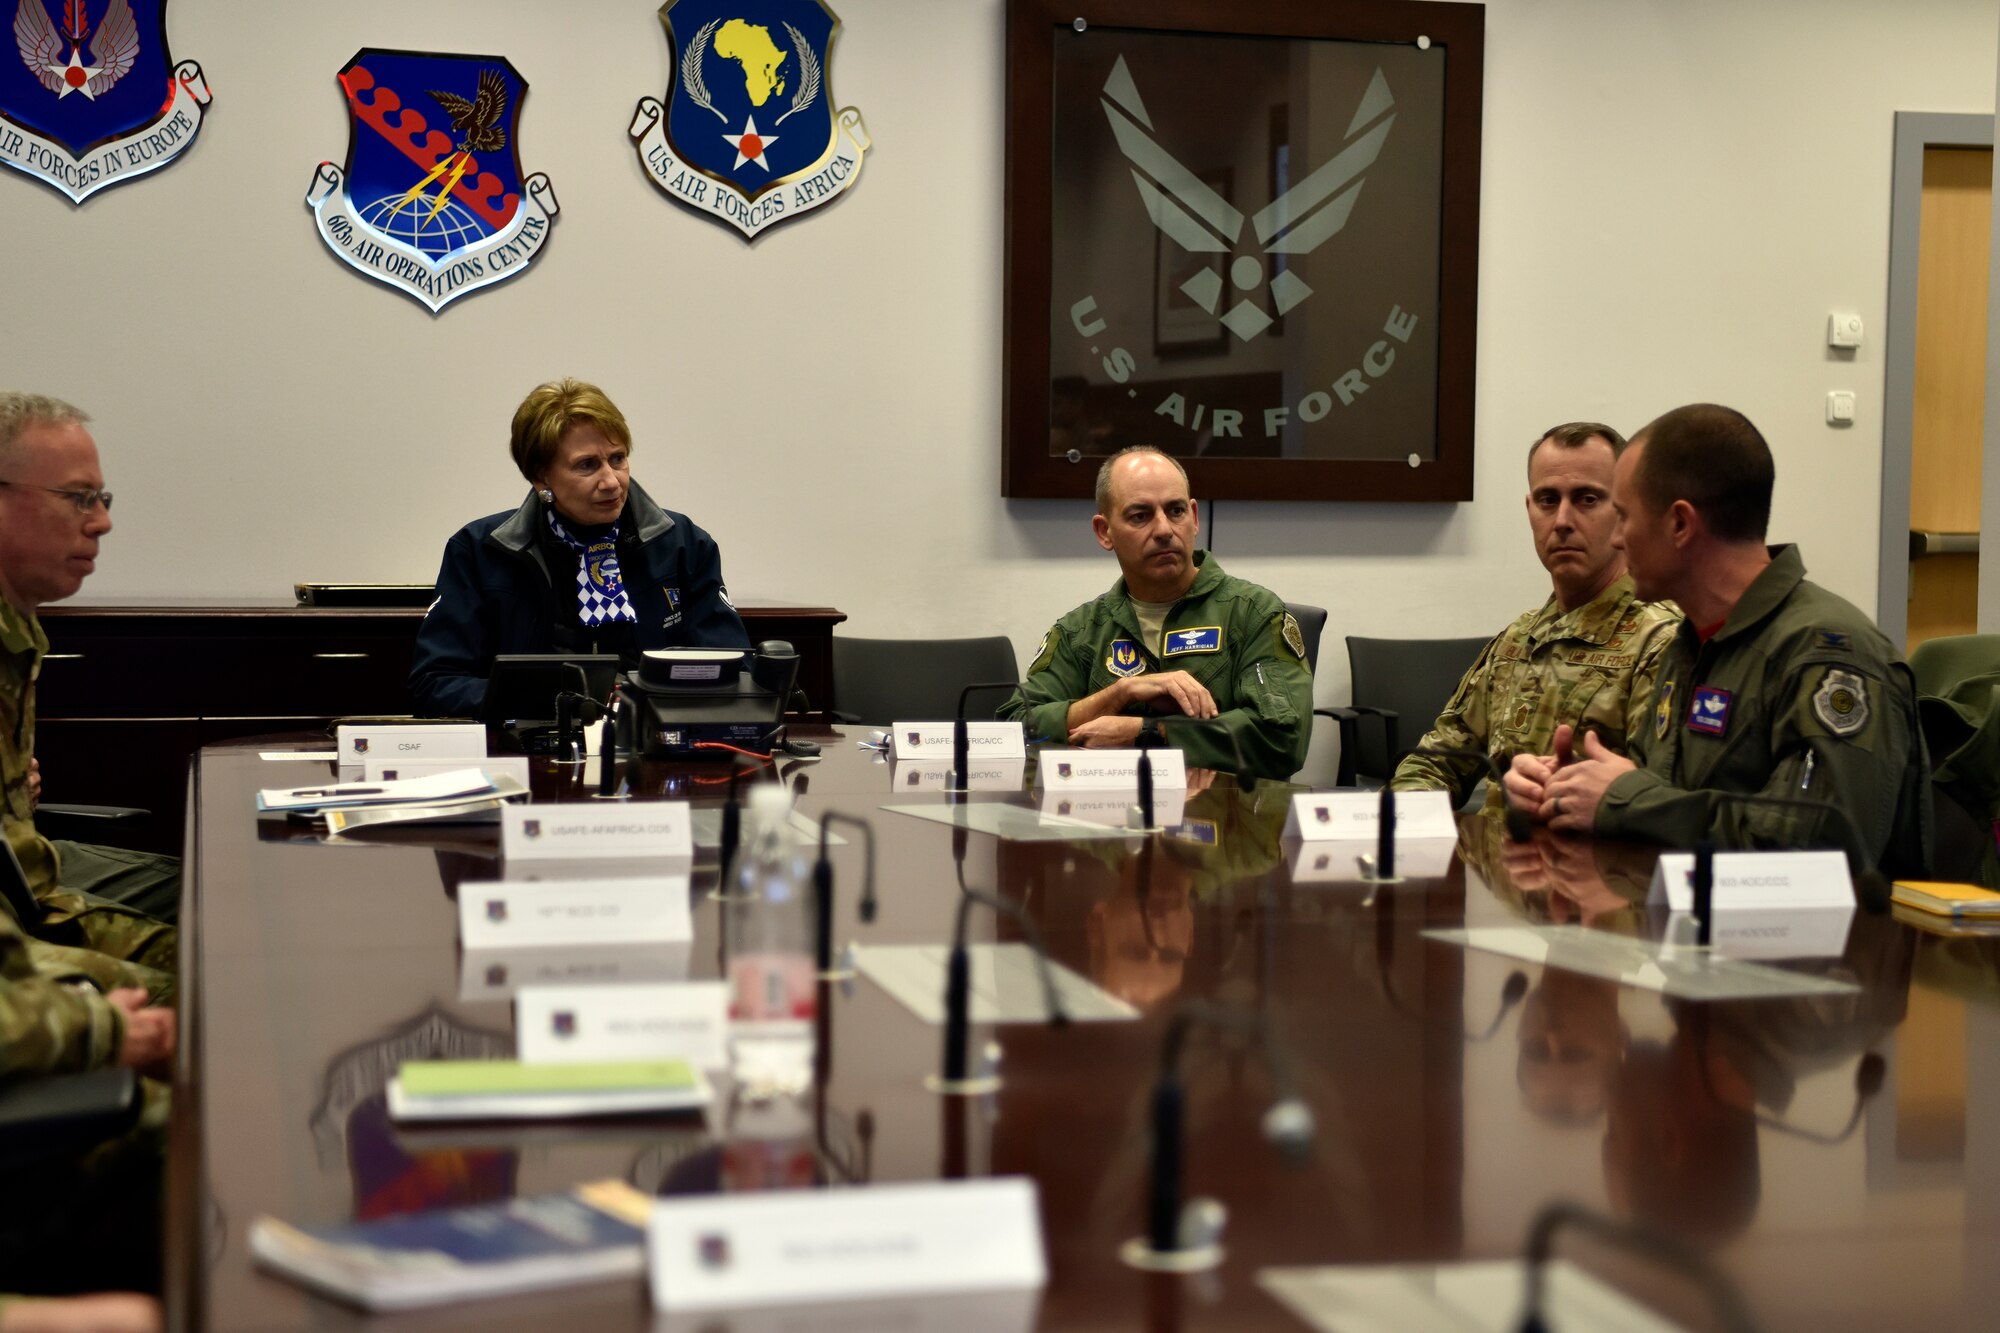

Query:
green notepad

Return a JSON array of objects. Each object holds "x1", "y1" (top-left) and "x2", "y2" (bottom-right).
[{"x1": 398, "y1": 1059, "x2": 698, "y2": 1097}]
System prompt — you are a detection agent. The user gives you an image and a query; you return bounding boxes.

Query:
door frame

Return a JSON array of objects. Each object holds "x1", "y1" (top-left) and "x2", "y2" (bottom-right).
[{"x1": 1879, "y1": 111, "x2": 1993, "y2": 651}]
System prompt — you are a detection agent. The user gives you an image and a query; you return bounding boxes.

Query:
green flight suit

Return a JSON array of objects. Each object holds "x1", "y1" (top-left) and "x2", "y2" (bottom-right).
[
  {"x1": 1000, "y1": 552, "x2": 1313, "y2": 780},
  {"x1": 1391, "y1": 575, "x2": 1681, "y2": 806},
  {"x1": 0, "y1": 601, "x2": 176, "y2": 998},
  {"x1": 1597, "y1": 546, "x2": 1930, "y2": 874}
]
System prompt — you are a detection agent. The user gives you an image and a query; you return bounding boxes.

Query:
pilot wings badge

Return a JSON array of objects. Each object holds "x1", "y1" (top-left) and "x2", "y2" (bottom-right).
[
  {"x1": 0, "y1": 0, "x2": 210, "y2": 202},
  {"x1": 305, "y1": 50, "x2": 559, "y2": 313},
  {"x1": 630, "y1": 0, "x2": 869, "y2": 238},
  {"x1": 1102, "y1": 53, "x2": 1393, "y2": 343}
]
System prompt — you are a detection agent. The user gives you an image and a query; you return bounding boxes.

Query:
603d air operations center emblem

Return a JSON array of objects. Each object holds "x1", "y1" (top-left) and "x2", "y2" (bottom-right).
[
  {"x1": 0, "y1": 0, "x2": 210, "y2": 202},
  {"x1": 630, "y1": 0, "x2": 868, "y2": 239},
  {"x1": 306, "y1": 49, "x2": 558, "y2": 313}
]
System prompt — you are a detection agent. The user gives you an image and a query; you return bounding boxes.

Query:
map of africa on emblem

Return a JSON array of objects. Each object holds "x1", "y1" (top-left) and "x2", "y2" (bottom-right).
[
  {"x1": 630, "y1": 0, "x2": 868, "y2": 239},
  {"x1": 306, "y1": 50, "x2": 558, "y2": 313},
  {"x1": 0, "y1": 0, "x2": 209, "y2": 202}
]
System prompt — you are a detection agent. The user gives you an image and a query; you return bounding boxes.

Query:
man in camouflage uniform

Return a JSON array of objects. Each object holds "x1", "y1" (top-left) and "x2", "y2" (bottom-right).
[
  {"x1": 1392, "y1": 422, "x2": 1680, "y2": 805},
  {"x1": 0, "y1": 394, "x2": 177, "y2": 1058},
  {"x1": 1508, "y1": 404, "x2": 1929, "y2": 872},
  {"x1": 999, "y1": 447, "x2": 1313, "y2": 780}
]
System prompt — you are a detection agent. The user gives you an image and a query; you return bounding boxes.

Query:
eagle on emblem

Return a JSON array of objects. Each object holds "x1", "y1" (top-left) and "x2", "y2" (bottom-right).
[
  {"x1": 15, "y1": 0, "x2": 138, "y2": 101},
  {"x1": 428, "y1": 68, "x2": 509, "y2": 154}
]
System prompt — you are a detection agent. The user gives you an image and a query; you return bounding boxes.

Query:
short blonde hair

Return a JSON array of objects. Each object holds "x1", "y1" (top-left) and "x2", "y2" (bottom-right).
[
  {"x1": 0, "y1": 392, "x2": 88, "y2": 468},
  {"x1": 509, "y1": 379, "x2": 632, "y2": 483}
]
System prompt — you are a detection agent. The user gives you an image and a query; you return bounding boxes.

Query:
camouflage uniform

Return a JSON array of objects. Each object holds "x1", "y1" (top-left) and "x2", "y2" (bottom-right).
[
  {"x1": 1392, "y1": 575, "x2": 1680, "y2": 806},
  {"x1": 1000, "y1": 552, "x2": 1313, "y2": 780},
  {"x1": 1597, "y1": 546, "x2": 1931, "y2": 873},
  {"x1": 0, "y1": 601, "x2": 175, "y2": 1001}
]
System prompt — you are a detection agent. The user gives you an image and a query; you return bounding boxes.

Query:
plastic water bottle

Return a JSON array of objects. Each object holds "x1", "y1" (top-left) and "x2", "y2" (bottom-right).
[{"x1": 725, "y1": 784, "x2": 817, "y2": 1094}]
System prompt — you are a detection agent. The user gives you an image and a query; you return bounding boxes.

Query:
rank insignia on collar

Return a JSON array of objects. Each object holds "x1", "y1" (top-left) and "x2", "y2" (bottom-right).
[
  {"x1": 1106, "y1": 637, "x2": 1144, "y2": 677},
  {"x1": 630, "y1": 0, "x2": 870, "y2": 239},
  {"x1": 1687, "y1": 685, "x2": 1732, "y2": 737},
  {"x1": 1163, "y1": 626, "x2": 1222, "y2": 657},
  {"x1": 1816, "y1": 630, "x2": 1852, "y2": 651},
  {"x1": 1812, "y1": 668, "x2": 1869, "y2": 737},
  {"x1": 0, "y1": 0, "x2": 212, "y2": 202},
  {"x1": 1655, "y1": 680, "x2": 1673, "y2": 740},
  {"x1": 306, "y1": 50, "x2": 559, "y2": 312}
]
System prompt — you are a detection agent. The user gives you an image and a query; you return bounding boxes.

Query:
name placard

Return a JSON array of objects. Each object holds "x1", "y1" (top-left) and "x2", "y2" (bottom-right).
[
  {"x1": 1288, "y1": 838, "x2": 1457, "y2": 883},
  {"x1": 459, "y1": 875, "x2": 692, "y2": 949},
  {"x1": 889, "y1": 722, "x2": 1027, "y2": 762},
  {"x1": 890, "y1": 760, "x2": 1027, "y2": 793},
  {"x1": 335, "y1": 723, "x2": 485, "y2": 772},
  {"x1": 501, "y1": 802, "x2": 693, "y2": 860},
  {"x1": 1283, "y1": 790, "x2": 1457, "y2": 841},
  {"x1": 1036, "y1": 787, "x2": 1187, "y2": 831},
  {"x1": 649, "y1": 1178, "x2": 1046, "y2": 1312},
  {"x1": 516, "y1": 981, "x2": 728, "y2": 1069},
  {"x1": 363, "y1": 753, "x2": 533, "y2": 786},
  {"x1": 1034, "y1": 749, "x2": 1187, "y2": 791},
  {"x1": 1649, "y1": 849, "x2": 1853, "y2": 913},
  {"x1": 458, "y1": 942, "x2": 693, "y2": 1001}
]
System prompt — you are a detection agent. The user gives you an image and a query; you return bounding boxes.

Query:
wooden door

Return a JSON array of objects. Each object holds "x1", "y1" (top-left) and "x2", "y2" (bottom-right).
[{"x1": 1908, "y1": 146, "x2": 1990, "y2": 647}]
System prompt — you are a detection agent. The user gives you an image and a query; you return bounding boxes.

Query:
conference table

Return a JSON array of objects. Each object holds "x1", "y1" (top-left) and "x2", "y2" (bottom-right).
[{"x1": 170, "y1": 730, "x2": 2000, "y2": 1330}]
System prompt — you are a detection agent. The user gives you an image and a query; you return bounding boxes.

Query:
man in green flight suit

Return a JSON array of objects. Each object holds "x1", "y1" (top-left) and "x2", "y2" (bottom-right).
[
  {"x1": 1391, "y1": 421, "x2": 1681, "y2": 806},
  {"x1": 1504, "y1": 403, "x2": 1930, "y2": 872},
  {"x1": 1000, "y1": 447, "x2": 1313, "y2": 780}
]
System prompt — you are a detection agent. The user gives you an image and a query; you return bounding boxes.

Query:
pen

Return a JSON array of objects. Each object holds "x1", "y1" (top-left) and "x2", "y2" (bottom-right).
[
  {"x1": 1798, "y1": 752, "x2": 1815, "y2": 792},
  {"x1": 290, "y1": 786, "x2": 383, "y2": 798}
]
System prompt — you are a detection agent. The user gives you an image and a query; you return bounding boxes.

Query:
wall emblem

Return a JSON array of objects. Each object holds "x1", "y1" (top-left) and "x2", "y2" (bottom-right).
[
  {"x1": 306, "y1": 49, "x2": 558, "y2": 312},
  {"x1": 0, "y1": 0, "x2": 210, "y2": 201},
  {"x1": 630, "y1": 0, "x2": 868, "y2": 238}
]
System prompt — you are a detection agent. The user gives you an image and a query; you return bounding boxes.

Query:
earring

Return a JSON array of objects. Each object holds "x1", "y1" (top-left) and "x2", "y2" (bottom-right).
[{"x1": 537, "y1": 488, "x2": 554, "y2": 504}]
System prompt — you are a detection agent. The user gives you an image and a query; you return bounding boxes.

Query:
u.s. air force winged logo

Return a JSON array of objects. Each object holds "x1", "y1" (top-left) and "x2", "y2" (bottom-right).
[
  {"x1": 630, "y1": 0, "x2": 868, "y2": 239},
  {"x1": 305, "y1": 49, "x2": 558, "y2": 313},
  {"x1": 0, "y1": 0, "x2": 210, "y2": 201},
  {"x1": 1101, "y1": 54, "x2": 1392, "y2": 343}
]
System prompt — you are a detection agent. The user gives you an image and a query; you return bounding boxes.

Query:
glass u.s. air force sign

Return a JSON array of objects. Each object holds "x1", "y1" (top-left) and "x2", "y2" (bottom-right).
[
  {"x1": 630, "y1": 0, "x2": 868, "y2": 239},
  {"x1": 306, "y1": 49, "x2": 558, "y2": 313},
  {"x1": 0, "y1": 0, "x2": 210, "y2": 202},
  {"x1": 1003, "y1": 0, "x2": 1485, "y2": 503}
]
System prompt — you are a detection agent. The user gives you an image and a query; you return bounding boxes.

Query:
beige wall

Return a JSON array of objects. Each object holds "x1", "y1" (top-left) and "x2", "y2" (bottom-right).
[{"x1": 1, "y1": 0, "x2": 1994, "y2": 780}]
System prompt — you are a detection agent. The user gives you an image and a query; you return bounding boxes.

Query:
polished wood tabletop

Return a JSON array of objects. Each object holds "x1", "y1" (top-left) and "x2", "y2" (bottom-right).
[{"x1": 171, "y1": 731, "x2": 2000, "y2": 1331}]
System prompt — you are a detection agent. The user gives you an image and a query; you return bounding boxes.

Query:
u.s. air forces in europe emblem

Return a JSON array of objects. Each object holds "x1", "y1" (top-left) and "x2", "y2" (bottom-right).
[
  {"x1": 630, "y1": 0, "x2": 869, "y2": 238},
  {"x1": 306, "y1": 50, "x2": 558, "y2": 312},
  {"x1": 0, "y1": 0, "x2": 210, "y2": 201}
]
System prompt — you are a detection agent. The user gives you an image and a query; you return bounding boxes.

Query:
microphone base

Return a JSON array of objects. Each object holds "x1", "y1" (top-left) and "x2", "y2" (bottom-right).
[
  {"x1": 589, "y1": 791, "x2": 629, "y2": 801},
  {"x1": 924, "y1": 1072, "x2": 1001, "y2": 1097},
  {"x1": 1118, "y1": 1237, "x2": 1224, "y2": 1273},
  {"x1": 1356, "y1": 872, "x2": 1405, "y2": 886}
]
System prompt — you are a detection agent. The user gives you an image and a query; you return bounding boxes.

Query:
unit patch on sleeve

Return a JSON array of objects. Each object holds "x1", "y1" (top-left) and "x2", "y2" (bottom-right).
[
  {"x1": 1687, "y1": 685, "x2": 1731, "y2": 737},
  {"x1": 1106, "y1": 638, "x2": 1145, "y2": 677},
  {"x1": 1811, "y1": 668, "x2": 1869, "y2": 738},
  {"x1": 1162, "y1": 626, "x2": 1222, "y2": 657},
  {"x1": 1654, "y1": 679, "x2": 1675, "y2": 740},
  {"x1": 1282, "y1": 613, "x2": 1307, "y2": 662}
]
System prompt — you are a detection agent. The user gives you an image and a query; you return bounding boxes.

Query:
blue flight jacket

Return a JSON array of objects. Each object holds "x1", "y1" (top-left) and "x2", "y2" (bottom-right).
[{"x1": 409, "y1": 482, "x2": 749, "y2": 717}]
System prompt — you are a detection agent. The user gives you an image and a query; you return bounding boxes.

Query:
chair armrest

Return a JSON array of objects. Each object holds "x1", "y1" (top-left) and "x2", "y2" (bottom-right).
[
  {"x1": 36, "y1": 803, "x2": 151, "y2": 842},
  {"x1": 0, "y1": 1068, "x2": 142, "y2": 1171},
  {"x1": 1314, "y1": 706, "x2": 1401, "y2": 787},
  {"x1": 828, "y1": 710, "x2": 864, "y2": 726}
]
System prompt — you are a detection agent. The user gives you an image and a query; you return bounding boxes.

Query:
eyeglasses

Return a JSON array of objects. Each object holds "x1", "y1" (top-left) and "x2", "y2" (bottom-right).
[{"x1": 0, "y1": 480, "x2": 113, "y2": 513}]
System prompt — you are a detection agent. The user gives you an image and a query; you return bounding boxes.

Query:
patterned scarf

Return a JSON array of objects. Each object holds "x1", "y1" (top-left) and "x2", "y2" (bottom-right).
[{"x1": 546, "y1": 512, "x2": 637, "y2": 628}]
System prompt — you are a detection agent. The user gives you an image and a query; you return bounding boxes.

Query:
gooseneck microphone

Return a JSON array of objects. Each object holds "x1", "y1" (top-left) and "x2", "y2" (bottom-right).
[
  {"x1": 1693, "y1": 838, "x2": 1716, "y2": 946},
  {"x1": 1517, "y1": 1201, "x2": 1761, "y2": 1333},
  {"x1": 1373, "y1": 892, "x2": 1528, "y2": 1037},
  {"x1": 1400, "y1": 742, "x2": 1531, "y2": 842},
  {"x1": 951, "y1": 682, "x2": 1023, "y2": 793},
  {"x1": 1136, "y1": 735, "x2": 1155, "y2": 831},
  {"x1": 1376, "y1": 786, "x2": 1397, "y2": 880},
  {"x1": 938, "y1": 889, "x2": 1068, "y2": 1090},
  {"x1": 811, "y1": 812, "x2": 876, "y2": 974},
  {"x1": 1131, "y1": 1000, "x2": 1313, "y2": 1269}
]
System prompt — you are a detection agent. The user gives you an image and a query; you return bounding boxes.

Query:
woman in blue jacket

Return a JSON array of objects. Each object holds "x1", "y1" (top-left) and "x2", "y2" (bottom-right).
[{"x1": 409, "y1": 378, "x2": 748, "y2": 717}]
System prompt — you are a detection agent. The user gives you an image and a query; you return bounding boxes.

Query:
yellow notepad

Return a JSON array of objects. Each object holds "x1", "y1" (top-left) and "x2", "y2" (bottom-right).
[{"x1": 1891, "y1": 880, "x2": 2000, "y2": 917}]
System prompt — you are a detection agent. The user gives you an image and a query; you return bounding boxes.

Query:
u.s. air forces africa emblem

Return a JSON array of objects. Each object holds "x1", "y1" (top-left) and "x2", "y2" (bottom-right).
[
  {"x1": 0, "y1": 0, "x2": 211, "y2": 202},
  {"x1": 306, "y1": 50, "x2": 559, "y2": 312},
  {"x1": 630, "y1": 0, "x2": 869, "y2": 238}
]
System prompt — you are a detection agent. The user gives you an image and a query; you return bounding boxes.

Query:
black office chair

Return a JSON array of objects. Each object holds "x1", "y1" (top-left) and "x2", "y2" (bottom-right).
[
  {"x1": 1318, "y1": 635, "x2": 1492, "y2": 787},
  {"x1": 0, "y1": 1067, "x2": 143, "y2": 1171},
  {"x1": 829, "y1": 635, "x2": 1022, "y2": 726},
  {"x1": 1910, "y1": 633, "x2": 2000, "y2": 698},
  {"x1": 1283, "y1": 603, "x2": 1328, "y2": 674},
  {"x1": 1913, "y1": 637, "x2": 2000, "y2": 886}
]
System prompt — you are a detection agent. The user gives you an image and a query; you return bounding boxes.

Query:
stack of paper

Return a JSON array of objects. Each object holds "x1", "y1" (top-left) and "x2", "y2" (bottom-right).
[
  {"x1": 386, "y1": 1057, "x2": 712, "y2": 1121},
  {"x1": 255, "y1": 768, "x2": 530, "y2": 830}
]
